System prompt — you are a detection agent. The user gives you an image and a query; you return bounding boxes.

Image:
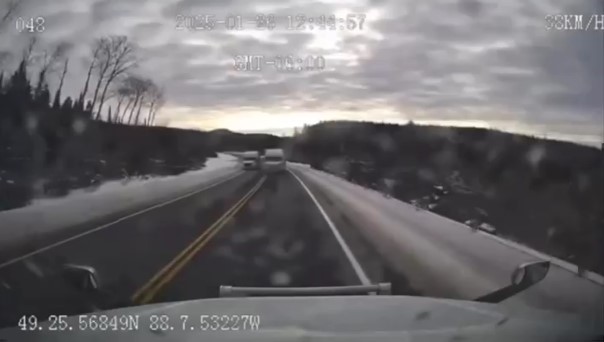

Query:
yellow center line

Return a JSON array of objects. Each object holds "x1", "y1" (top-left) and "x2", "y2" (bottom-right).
[{"x1": 131, "y1": 176, "x2": 266, "y2": 304}]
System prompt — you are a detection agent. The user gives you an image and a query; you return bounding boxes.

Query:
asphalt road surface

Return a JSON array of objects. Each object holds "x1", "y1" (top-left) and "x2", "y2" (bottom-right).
[
  {"x1": 3, "y1": 166, "x2": 600, "y2": 332},
  {"x1": 0, "y1": 170, "x2": 392, "y2": 328}
]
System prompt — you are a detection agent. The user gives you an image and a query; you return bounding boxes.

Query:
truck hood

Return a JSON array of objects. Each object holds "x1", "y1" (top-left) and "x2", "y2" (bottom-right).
[{"x1": 0, "y1": 295, "x2": 599, "y2": 341}]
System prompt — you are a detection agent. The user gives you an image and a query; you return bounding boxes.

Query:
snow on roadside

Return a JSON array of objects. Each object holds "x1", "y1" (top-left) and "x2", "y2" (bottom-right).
[
  {"x1": 0, "y1": 154, "x2": 241, "y2": 249},
  {"x1": 290, "y1": 163, "x2": 604, "y2": 283},
  {"x1": 290, "y1": 164, "x2": 604, "y2": 321},
  {"x1": 290, "y1": 164, "x2": 499, "y2": 298}
]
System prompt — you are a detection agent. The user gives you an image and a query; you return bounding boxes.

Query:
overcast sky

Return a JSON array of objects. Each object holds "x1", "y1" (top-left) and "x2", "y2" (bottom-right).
[{"x1": 1, "y1": 0, "x2": 602, "y2": 145}]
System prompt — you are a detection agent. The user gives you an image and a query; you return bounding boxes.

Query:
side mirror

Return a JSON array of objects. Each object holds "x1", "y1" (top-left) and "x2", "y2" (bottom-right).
[
  {"x1": 61, "y1": 264, "x2": 101, "y2": 292},
  {"x1": 59, "y1": 264, "x2": 134, "y2": 311},
  {"x1": 474, "y1": 261, "x2": 550, "y2": 303},
  {"x1": 511, "y1": 261, "x2": 549, "y2": 286}
]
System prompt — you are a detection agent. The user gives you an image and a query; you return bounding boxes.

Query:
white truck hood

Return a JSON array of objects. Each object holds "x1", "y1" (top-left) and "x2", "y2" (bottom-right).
[{"x1": 0, "y1": 295, "x2": 599, "y2": 342}]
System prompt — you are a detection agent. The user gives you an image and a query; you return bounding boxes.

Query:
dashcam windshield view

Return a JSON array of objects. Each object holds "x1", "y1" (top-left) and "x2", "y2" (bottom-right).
[{"x1": 0, "y1": 0, "x2": 603, "y2": 341}]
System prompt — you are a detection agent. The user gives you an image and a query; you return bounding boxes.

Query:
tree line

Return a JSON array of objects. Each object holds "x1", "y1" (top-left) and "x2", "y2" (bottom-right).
[
  {"x1": 288, "y1": 120, "x2": 603, "y2": 273},
  {"x1": 0, "y1": 1, "x2": 180, "y2": 210},
  {"x1": 0, "y1": 0, "x2": 285, "y2": 212},
  {"x1": 0, "y1": 1, "x2": 164, "y2": 127}
]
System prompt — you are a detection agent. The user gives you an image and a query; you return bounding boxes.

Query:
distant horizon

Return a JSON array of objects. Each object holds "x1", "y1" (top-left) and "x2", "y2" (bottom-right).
[{"x1": 170, "y1": 119, "x2": 604, "y2": 149}]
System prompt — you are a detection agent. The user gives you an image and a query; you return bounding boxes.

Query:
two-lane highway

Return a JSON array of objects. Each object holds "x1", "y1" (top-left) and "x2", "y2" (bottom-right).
[
  {"x1": 152, "y1": 170, "x2": 365, "y2": 305},
  {"x1": 0, "y1": 169, "x2": 375, "y2": 328},
  {"x1": 1, "y1": 164, "x2": 601, "y2": 334}
]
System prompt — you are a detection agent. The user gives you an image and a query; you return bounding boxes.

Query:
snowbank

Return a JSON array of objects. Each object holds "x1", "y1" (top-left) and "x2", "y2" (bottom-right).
[
  {"x1": 290, "y1": 164, "x2": 603, "y2": 324},
  {"x1": 0, "y1": 154, "x2": 241, "y2": 249}
]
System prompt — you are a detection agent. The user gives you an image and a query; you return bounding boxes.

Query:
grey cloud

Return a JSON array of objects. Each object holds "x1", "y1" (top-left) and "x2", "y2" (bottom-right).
[
  {"x1": 90, "y1": 0, "x2": 144, "y2": 24},
  {"x1": 131, "y1": 22, "x2": 164, "y2": 41},
  {"x1": 457, "y1": 0, "x2": 486, "y2": 17},
  {"x1": 161, "y1": 0, "x2": 257, "y2": 18},
  {"x1": 345, "y1": 0, "x2": 603, "y2": 129},
  {"x1": 221, "y1": 32, "x2": 314, "y2": 56},
  {"x1": 0, "y1": 0, "x2": 601, "y2": 143}
]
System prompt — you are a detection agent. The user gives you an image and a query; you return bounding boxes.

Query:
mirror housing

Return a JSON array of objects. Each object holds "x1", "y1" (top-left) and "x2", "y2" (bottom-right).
[
  {"x1": 58, "y1": 264, "x2": 134, "y2": 311},
  {"x1": 61, "y1": 264, "x2": 101, "y2": 292},
  {"x1": 511, "y1": 261, "x2": 549, "y2": 286},
  {"x1": 474, "y1": 261, "x2": 550, "y2": 303}
]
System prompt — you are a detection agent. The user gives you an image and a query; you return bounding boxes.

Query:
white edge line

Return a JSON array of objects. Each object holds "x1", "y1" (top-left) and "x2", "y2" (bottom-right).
[
  {"x1": 299, "y1": 165, "x2": 604, "y2": 286},
  {"x1": 0, "y1": 171, "x2": 244, "y2": 269},
  {"x1": 288, "y1": 168, "x2": 371, "y2": 286}
]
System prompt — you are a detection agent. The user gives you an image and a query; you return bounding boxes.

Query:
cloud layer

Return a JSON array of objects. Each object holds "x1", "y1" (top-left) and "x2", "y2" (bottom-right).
[{"x1": 1, "y1": 0, "x2": 602, "y2": 145}]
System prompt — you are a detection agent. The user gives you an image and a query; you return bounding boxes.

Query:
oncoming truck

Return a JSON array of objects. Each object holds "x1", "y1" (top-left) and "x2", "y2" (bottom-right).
[{"x1": 241, "y1": 151, "x2": 260, "y2": 170}]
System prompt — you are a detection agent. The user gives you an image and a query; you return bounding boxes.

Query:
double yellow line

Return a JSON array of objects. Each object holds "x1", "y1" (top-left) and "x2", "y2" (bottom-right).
[{"x1": 131, "y1": 176, "x2": 267, "y2": 305}]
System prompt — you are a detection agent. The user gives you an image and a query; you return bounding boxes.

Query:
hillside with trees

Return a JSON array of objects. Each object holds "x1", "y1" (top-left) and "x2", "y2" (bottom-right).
[
  {"x1": 288, "y1": 121, "x2": 603, "y2": 274},
  {"x1": 0, "y1": 53, "x2": 282, "y2": 211},
  {"x1": 0, "y1": 6, "x2": 282, "y2": 211}
]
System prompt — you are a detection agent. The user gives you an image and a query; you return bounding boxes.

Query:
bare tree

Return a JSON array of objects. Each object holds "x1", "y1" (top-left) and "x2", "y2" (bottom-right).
[
  {"x1": 52, "y1": 57, "x2": 69, "y2": 108},
  {"x1": 127, "y1": 96, "x2": 140, "y2": 124},
  {"x1": 36, "y1": 41, "x2": 71, "y2": 85},
  {"x1": 110, "y1": 77, "x2": 135, "y2": 123},
  {"x1": 117, "y1": 75, "x2": 147, "y2": 124},
  {"x1": 133, "y1": 95, "x2": 144, "y2": 124},
  {"x1": 56, "y1": 58, "x2": 69, "y2": 95},
  {"x1": 133, "y1": 78, "x2": 156, "y2": 125},
  {"x1": 120, "y1": 96, "x2": 134, "y2": 123},
  {"x1": 94, "y1": 36, "x2": 137, "y2": 120},
  {"x1": 146, "y1": 84, "x2": 164, "y2": 126},
  {"x1": 126, "y1": 75, "x2": 152, "y2": 125},
  {"x1": 90, "y1": 37, "x2": 113, "y2": 114},
  {"x1": 142, "y1": 82, "x2": 158, "y2": 124},
  {"x1": 0, "y1": 0, "x2": 21, "y2": 33},
  {"x1": 113, "y1": 74, "x2": 161, "y2": 125},
  {"x1": 113, "y1": 90, "x2": 125, "y2": 121},
  {"x1": 22, "y1": 35, "x2": 38, "y2": 65},
  {"x1": 80, "y1": 43, "x2": 102, "y2": 104}
]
